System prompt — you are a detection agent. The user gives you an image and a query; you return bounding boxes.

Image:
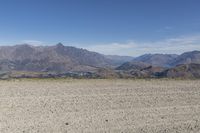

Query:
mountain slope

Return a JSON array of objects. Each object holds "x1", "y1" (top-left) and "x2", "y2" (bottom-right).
[
  {"x1": 169, "y1": 51, "x2": 200, "y2": 66},
  {"x1": 0, "y1": 43, "x2": 114, "y2": 72},
  {"x1": 116, "y1": 61, "x2": 165, "y2": 78},
  {"x1": 116, "y1": 61, "x2": 151, "y2": 71},
  {"x1": 104, "y1": 55, "x2": 134, "y2": 65},
  {"x1": 133, "y1": 54, "x2": 178, "y2": 67},
  {"x1": 162, "y1": 63, "x2": 200, "y2": 78}
]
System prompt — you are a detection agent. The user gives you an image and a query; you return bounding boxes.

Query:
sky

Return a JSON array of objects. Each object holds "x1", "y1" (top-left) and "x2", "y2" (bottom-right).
[{"x1": 0, "y1": 0, "x2": 200, "y2": 56}]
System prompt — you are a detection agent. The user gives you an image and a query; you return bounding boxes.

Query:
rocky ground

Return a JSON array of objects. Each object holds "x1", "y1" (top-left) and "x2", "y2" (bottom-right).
[{"x1": 0, "y1": 79, "x2": 200, "y2": 133}]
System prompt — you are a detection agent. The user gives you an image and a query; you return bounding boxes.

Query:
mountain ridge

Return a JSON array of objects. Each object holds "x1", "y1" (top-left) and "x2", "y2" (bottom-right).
[
  {"x1": 0, "y1": 43, "x2": 199, "y2": 79},
  {"x1": 0, "y1": 43, "x2": 115, "y2": 72}
]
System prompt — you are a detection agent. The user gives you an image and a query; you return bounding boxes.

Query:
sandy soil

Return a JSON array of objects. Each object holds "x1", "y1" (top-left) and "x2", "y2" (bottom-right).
[{"x1": 0, "y1": 79, "x2": 200, "y2": 133}]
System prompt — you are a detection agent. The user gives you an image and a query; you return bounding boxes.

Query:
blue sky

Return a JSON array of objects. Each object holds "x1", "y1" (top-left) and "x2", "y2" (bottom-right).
[{"x1": 0, "y1": 0, "x2": 200, "y2": 56}]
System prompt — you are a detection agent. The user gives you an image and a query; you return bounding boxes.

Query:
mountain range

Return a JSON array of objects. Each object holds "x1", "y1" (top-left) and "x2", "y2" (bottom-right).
[
  {"x1": 133, "y1": 54, "x2": 178, "y2": 67},
  {"x1": 0, "y1": 43, "x2": 199, "y2": 79},
  {"x1": 0, "y1": 43, "x2": 114, "y2": 72}
]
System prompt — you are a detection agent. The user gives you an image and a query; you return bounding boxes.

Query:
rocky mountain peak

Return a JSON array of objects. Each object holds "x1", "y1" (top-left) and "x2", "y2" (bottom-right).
[{"x1": 56, "y1": 43, "x2": 64, "y2": 48}]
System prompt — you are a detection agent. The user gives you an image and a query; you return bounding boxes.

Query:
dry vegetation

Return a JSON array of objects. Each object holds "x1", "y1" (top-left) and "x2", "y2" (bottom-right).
[{"x1": 0, "y1": 79, "x2": 200, "y2": 133}]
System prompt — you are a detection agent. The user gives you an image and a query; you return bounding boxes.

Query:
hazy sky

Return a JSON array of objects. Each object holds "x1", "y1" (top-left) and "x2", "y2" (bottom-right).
[{"x1": 0, "y1": 0, "x2": 200, "y2": 56}]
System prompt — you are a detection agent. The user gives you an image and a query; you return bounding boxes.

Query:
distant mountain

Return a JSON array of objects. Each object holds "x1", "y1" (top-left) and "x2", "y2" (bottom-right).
[
  {"x1": 0, "y1": 43, "x2": 114, "y2": 72},
  {"x1": 0, "y1": 44, "x2": 199, "y2": 79},
  {"x1": 115, "y1": 51, "x2": 200, "y2": 78},
  {"x1": 169, "y1": 51, "x2": 200, "y2": 66},
  {"x1": 116, "y1": 61, "x2": 151, "y2": 71},
  {"x1": 116, "y1": 61, "x2": 165, "y2": 78},
  {"x1": 133, "y1": 54, "x2": 178, "y2": 67},
  {"x1": 162, "y1": 63, "x2": 200, "y2": 78},
  {"x1": 104, "y1": 55, "x2": 134, "y2": 65}
]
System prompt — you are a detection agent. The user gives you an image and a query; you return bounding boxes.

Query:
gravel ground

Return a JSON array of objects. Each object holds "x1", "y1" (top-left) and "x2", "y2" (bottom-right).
[{"x1": 0, "y1": 79, "x2": 200, "y2": 133}]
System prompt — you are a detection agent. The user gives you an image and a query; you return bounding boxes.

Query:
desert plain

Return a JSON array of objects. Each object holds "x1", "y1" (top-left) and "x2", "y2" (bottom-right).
[{"x1": 0, "y1": 79, "x2": 200, "y2": 133}]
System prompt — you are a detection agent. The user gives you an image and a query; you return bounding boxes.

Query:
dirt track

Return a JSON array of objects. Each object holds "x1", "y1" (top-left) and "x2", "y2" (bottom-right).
[{"x1": 0, "y1": 79, "x2": 200, "y2": 133}]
